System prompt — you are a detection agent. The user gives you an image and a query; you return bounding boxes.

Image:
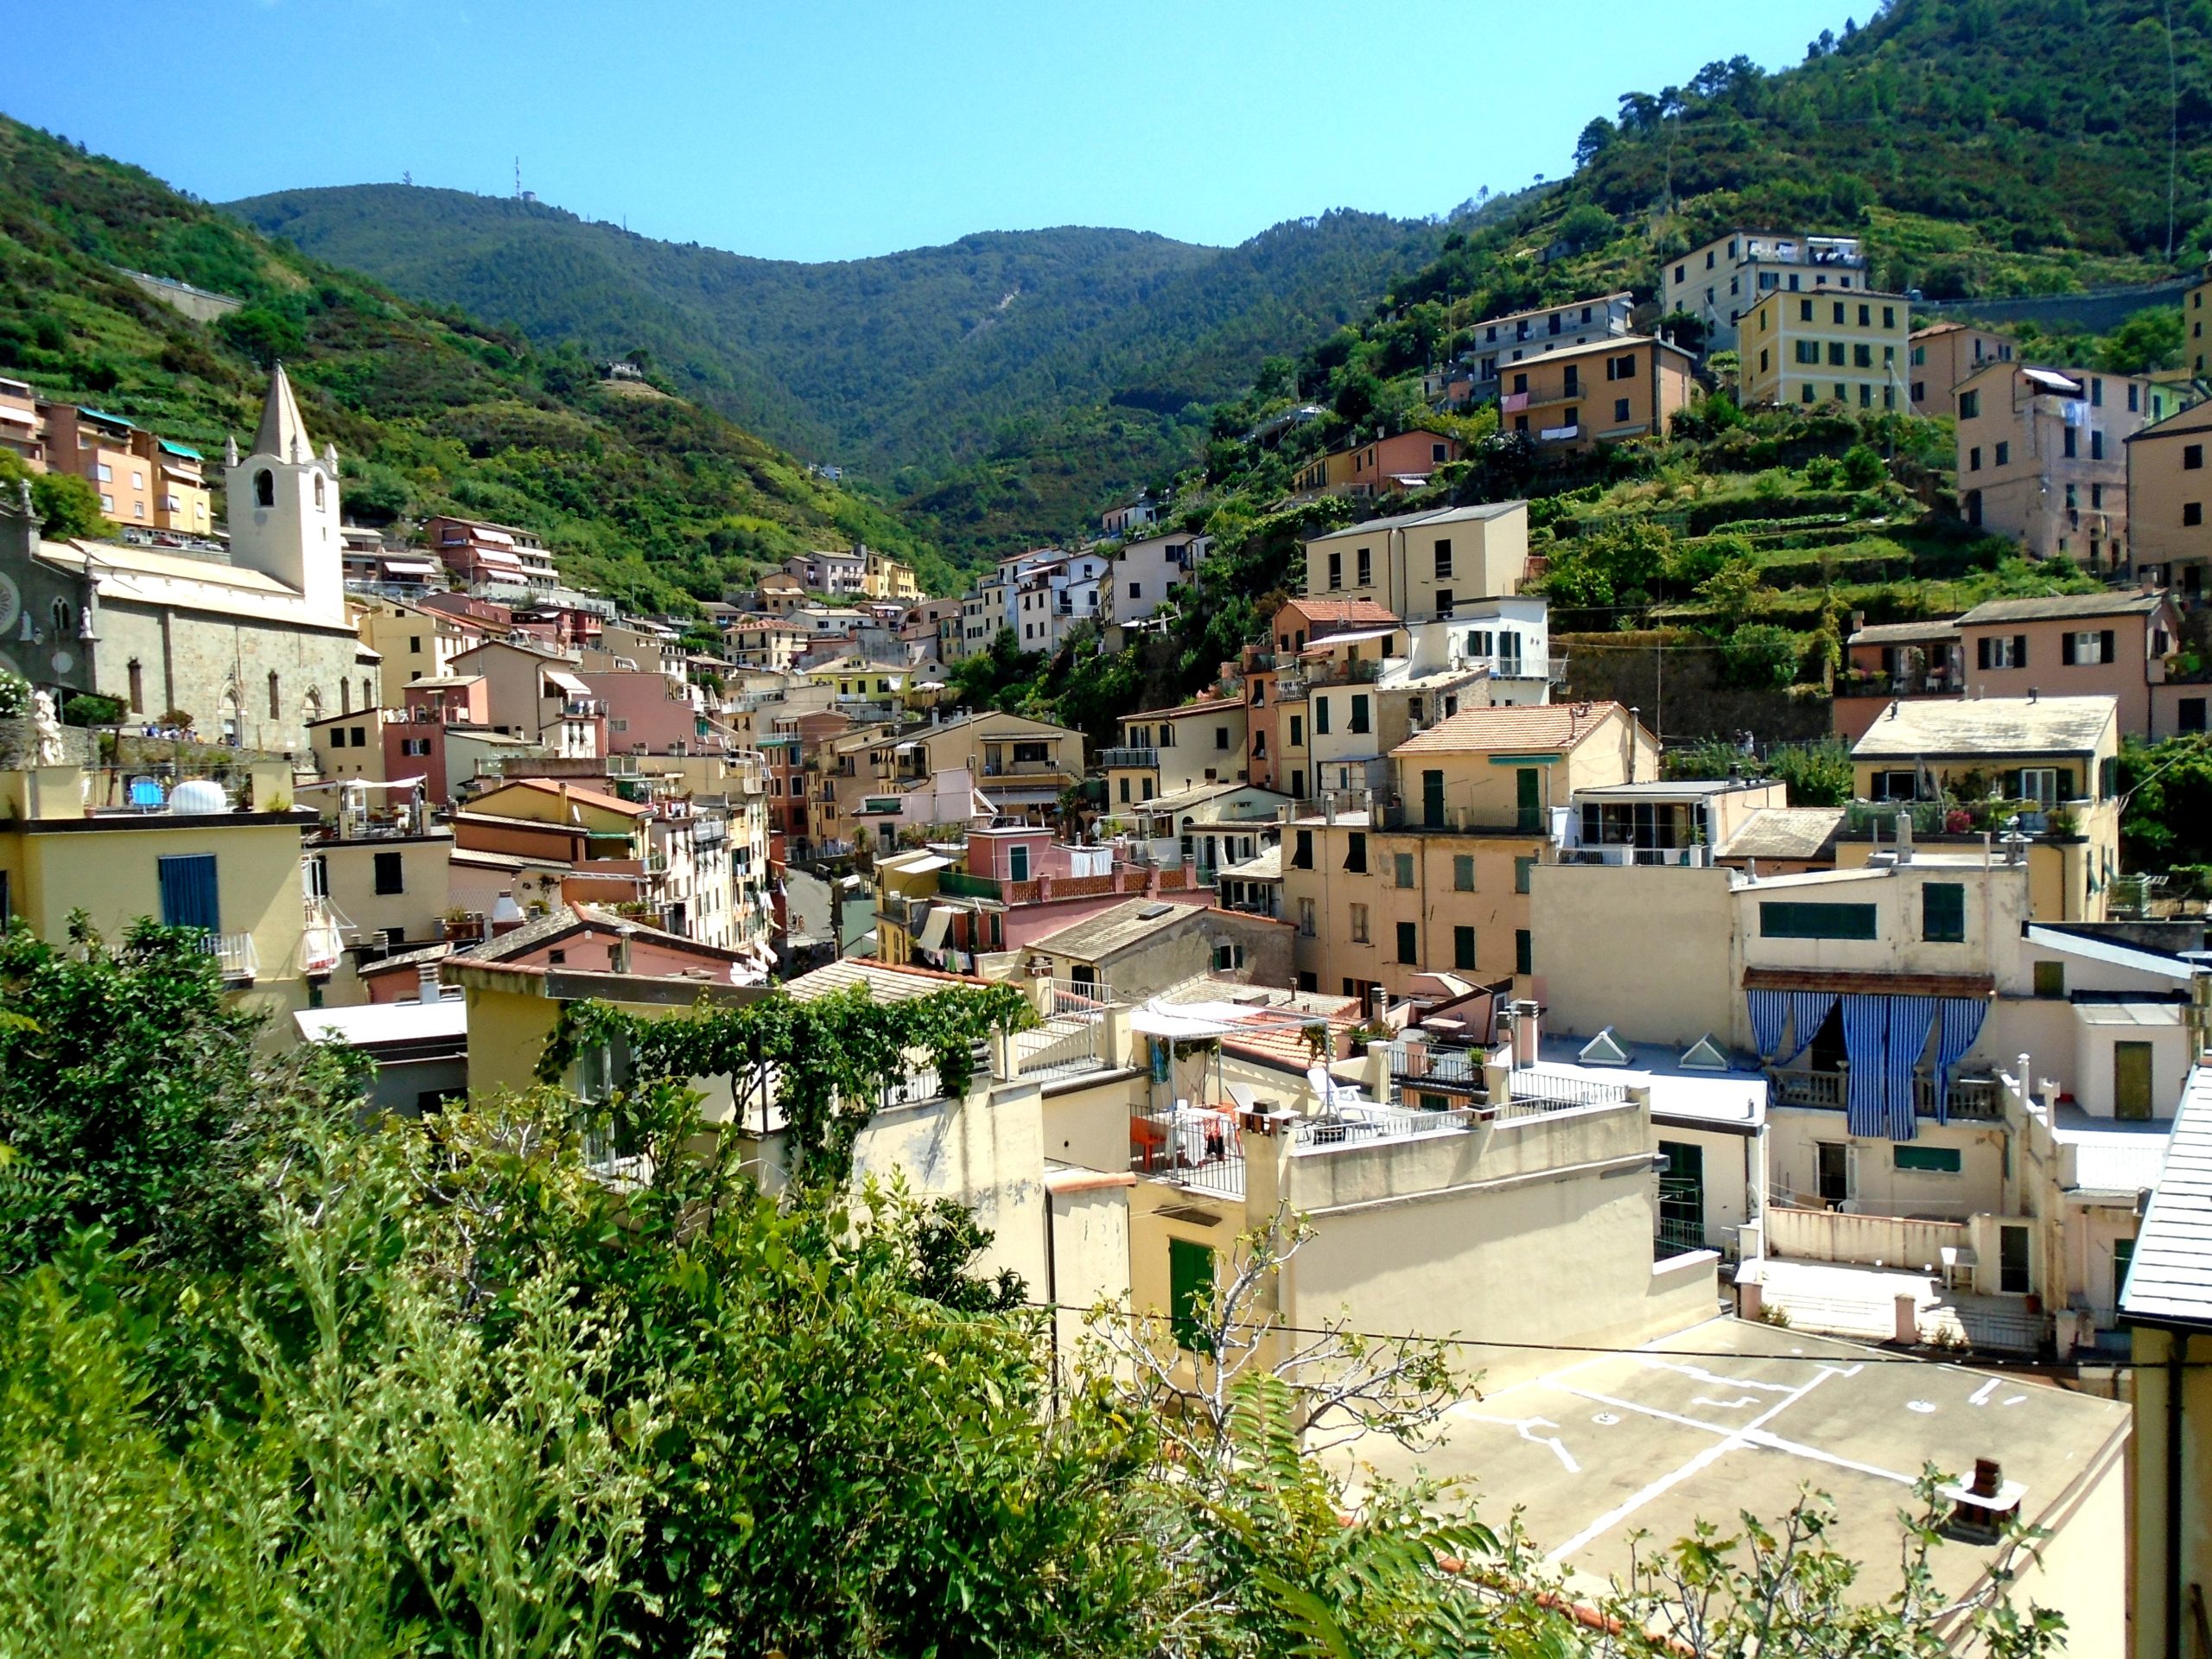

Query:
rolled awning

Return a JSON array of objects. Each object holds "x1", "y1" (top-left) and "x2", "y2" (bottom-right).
[
  {"x1": 543, "y1": 671, "x2": 591, "y2": 696},
  {"x1": 917, "y1": 906, "x2": 953, "y2": 950}
]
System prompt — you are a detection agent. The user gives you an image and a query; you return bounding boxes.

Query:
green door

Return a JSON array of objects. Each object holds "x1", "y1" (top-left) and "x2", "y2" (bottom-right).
[
  {"x1": 1516, "y1": 767, "x2": 1541, "y2": 832},
  {"x1": 1656, "y1": 1140, "x2": 1705, "y2": 1256},
  {"x1": 1168, "y1": 1237, "x2": 1215, "y2": 1355},
  {"x1": 1422, "y1": 768, "x2": 1445, "y2": 829},
  {"x1": 2114, "y1": 1042, "x2": 2154, "y2": 1122}
]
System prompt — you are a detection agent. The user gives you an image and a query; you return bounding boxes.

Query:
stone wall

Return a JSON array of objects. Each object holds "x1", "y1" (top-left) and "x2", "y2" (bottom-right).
[{"x1": 1558, "y1": 632, "x2": 1834, "y2": 745}]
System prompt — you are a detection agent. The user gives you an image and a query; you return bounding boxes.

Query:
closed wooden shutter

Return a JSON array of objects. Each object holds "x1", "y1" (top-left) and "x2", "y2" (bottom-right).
[
  {"x1": 2101, "y1": 629, "x2": 2116, "y2": 663},
  {"x1": 1167, "y1": 1237, "x2": 1213, "y2": 1354},
  {"x1": 2014, "y1": 633, "x2": 2028, "y2": 666},
  {"x1": 156, "y1": 854, "x2": 219, "y2": 933},
  {"x1": 2062, "y1": 632, "x2": 2076, "y2": 665}
]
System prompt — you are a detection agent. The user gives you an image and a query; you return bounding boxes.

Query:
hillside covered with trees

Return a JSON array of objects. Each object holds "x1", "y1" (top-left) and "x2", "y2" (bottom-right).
[
  {"x1": 229, "y1": 185, "x2": 1445, "y2": 501},
  {"x1": 0, "y1": 118, "x2": 950, "y2": 607}
]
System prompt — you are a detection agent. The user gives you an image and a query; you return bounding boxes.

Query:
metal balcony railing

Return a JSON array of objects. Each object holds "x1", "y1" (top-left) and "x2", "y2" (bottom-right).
[
  {"x1": 1771, "y1": 1069, "x2": 2004, "y2": 1121},
  {"x1": 199, "y1": 931, "x2": 258, "y2": 981},
  {"x1": 1101, "y1": 747, "x2": 1158, "y2": 770}
]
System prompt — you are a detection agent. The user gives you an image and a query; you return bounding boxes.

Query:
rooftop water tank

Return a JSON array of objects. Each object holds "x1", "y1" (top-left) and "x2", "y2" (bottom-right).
[{"x1": 168, "y1": 779, "x2": 229, "y2": 815}]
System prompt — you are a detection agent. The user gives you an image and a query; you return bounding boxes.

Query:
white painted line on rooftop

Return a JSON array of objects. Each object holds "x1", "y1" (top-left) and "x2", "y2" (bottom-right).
[
  {"x1": 1545, "y1": 1368, "x2": 1846, "y2": 1567},
  {"x1": 1968, "y1": 1376, "x2": 2000, "y2": 1407},
  {"x1": 1692, "y1": 1395, "x2": 1763, "y2": 1412},
  {"x1": 1737, "y1": 1429, "x2": 1914, "y2": 1485}
]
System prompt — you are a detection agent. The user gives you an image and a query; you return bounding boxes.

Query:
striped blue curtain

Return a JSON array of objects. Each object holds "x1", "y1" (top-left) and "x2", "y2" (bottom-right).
[
  {"x1": 1931, "y1": 998, "x2": 1989, "y2": 1123},
  {"x1": 1746, "y1": 988, "x2": 1788, "y2": 1061},
  {"x1": 1778, "y1": 992, "x2": 1838, "y2": 1068},
  {"x1": 1841, "y1": 995, "x2": 1889, "y2": 1137},
  {"x1": 1883, "y1": 996, "x2": 1939, "y2": 1141}
]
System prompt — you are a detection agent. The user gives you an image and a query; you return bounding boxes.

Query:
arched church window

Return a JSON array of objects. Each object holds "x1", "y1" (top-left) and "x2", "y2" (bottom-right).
[
  {"x1": 313, "y1": 474, "x2": 325, "y2": 509},
  {"x1": 362, "y1": 678, "x2": 372, "y2": 711},
  {"x1": 254, "y1": 469, "x2": 274, "y2": 508},
  {"x1": 302, "y1": 687, "x2": 322, "y2": 726},
  {"x1": 268, "y1": 671, "x2": 281, "y2": 720},
  {"x1": 50, "y1": 600, "x2": 70, "y2": 640},
  {"x1": 340, "y1": 679, "x2": 351, "y2": 715}
]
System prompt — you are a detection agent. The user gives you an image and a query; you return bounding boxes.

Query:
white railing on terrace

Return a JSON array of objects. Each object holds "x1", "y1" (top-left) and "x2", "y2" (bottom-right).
[
  {"x1": 199, "y1": 931, "x2": 258, "y2": 980},
  {"x1": 1016, "y1": 978, "x2": 1114, "y2": 1078},
  {"x1": 1293, "y1": 1103, "x2": 1477, "y2": 1149},
  {"x1": 1551, "y1": 842, "x2": 1711, "y2": 868}
]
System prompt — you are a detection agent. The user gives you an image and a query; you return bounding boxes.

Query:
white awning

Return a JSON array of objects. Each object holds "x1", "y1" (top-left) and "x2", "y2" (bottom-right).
[
  {"x1": 2023, "y1": 367, "x2": 2082, "y2": 394},
  {"x1": 917, "y1": 906, "x2": 954, "y2": 950},
  {"x1": 543, "y1": 670, "x2": 590, "y2": 696},
  {"x1": 379, "y1": 557, "x2": 438, "y2": 575}
]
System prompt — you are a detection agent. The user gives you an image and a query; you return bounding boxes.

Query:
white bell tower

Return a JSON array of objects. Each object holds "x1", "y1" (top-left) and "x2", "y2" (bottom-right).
[{"x1": 225, "y1": 364, "x2": 343, "y2": 619}]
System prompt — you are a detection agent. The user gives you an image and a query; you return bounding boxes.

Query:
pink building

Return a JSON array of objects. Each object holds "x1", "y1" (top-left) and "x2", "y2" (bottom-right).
[{"x1": 582, "y1": 670, "x2": 705, "y2": 755}]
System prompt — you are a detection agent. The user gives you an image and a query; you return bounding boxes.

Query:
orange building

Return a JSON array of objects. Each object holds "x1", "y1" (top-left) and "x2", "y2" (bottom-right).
[
  {"x1": 1293, "y1": 429, "x2": 1461, "y2": 499},
  {"x1": 40, "y1": 404, "x2": 148, "y2": 524},
  {"x1": 1908, "y1": 321, "x2": 2013, "y2": 416},
  {"x1": 1497, "y1": 336, "x2": 1697, "y2": 451},
  {"x1": 1955, "y1": 590, "x2": 2187, "y2": 740}
]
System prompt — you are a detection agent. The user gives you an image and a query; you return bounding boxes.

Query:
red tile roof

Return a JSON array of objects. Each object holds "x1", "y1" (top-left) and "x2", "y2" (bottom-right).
[
  {"x1": 1282, "y1": 598, "x2": 1404, "y2": 629},
  {"x1": 1391, "y1": 701, "x2": 1630, "y2": 756}
]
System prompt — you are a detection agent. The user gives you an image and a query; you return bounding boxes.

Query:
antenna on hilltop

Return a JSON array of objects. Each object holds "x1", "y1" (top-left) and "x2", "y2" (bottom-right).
[{"x1": 514, "y1": 156, "x2": 522, "y2": 198}]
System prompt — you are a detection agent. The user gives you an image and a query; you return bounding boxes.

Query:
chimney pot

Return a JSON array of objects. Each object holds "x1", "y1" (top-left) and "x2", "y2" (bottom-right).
[
  {"x1": 1972, "y1": 1457, "x2": 2002, "y2": 1498},
  {"x1": 418, "y1": 962, "x2": 442, "y2": 1002}
]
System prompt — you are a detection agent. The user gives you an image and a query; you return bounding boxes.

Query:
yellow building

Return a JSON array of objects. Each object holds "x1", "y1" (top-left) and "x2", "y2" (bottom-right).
[
  {"x1": 2125, "y1": 397, "x2": 2212, "y2": 598},
  {"x1": 1300, "y1": 501, "x2": 1529, "y2": 621},
  {"x1": 1105, "y1": 696, "x2": 1249, "y2": 807},
  {"x1": 138, "y1": 434, "x2": 213, "y2": 537},
  {"x1": 0, "y1": 761, "x2": 326, "y2": 1024},
  {"x1": 1493, "y1": 334, "x2": 1699, "y2": 451},
  {"x1": 1282, "y1": 702, "x2": 1656, "y2": 1001},
  {"x1": 1739, "y1": 288, "x2": 1911, "y2": 411},
  {"x1": 1842, "y1": 695, "x2": 2121, "y2": 922},
  {"x1": 354, "y1": 596, "x2": 479, "y2": 706},
  {"x1": 862, "y1": 547, "x2": 920, "y2": 601}
]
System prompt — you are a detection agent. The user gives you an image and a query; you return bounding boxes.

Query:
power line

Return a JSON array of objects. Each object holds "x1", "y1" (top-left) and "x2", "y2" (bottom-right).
[{"x1": 1017, "y1": 1297, "x2": 2202, "y2": 1371}]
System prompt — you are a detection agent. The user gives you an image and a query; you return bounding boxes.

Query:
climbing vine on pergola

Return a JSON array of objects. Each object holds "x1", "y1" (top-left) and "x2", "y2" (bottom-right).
[{"x1": 539, "y1": 982, "x2": 1036, "y2": 1185}]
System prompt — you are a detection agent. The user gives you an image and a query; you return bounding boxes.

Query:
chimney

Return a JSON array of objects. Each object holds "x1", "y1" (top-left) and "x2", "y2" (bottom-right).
[
  {"x1": 417, "y1": 962, "x2": 443, "y2": 1003},
  {"x1": 1971, "y1": 1457, "x2": 2002, "y2": 1498},
  {"x1": 1510, "y1": 997, "x2": 1541, "y2": 1068},
  {"x1": 489, "y1": 892, "x2": 525, "y2": 937},
  {"x1": 1895, "y1": 810, "x2": 1914, "y2": 862}
]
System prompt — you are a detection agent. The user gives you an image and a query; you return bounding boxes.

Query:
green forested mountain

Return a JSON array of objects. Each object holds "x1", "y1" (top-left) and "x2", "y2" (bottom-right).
[
  {"x1": 225, "y1": 187, "x2": 1444, "y2": 510},
  {"x1": 0, "y1": 117, "x2": 950, "y2": 607}
]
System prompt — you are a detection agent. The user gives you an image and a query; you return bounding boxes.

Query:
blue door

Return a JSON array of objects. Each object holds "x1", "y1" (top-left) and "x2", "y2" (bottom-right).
[{"x1": 157, "y1": 854, "x2": 220, "y2": 933}]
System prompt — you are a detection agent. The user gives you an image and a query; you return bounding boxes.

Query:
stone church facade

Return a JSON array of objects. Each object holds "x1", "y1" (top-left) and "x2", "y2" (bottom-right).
[{"x1": 0, "y1": 366, "x2": 372, "y2": 755}]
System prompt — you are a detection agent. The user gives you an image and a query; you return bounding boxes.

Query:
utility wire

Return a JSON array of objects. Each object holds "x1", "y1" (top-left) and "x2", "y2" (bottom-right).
[{"x1": 1017, "y1": 1297, "x2": 2203, "y2": 1370}]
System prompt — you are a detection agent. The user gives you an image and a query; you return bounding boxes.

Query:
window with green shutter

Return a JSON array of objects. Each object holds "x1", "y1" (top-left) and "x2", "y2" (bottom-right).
[
  {"x1": 1394, "y1": 852, "x2": 1414, "y2": 888},
  {"x1": 1452, "y1": 855, "x2": 1475, "y2": 892},
  {"x1": 1514, "y1": 856, "x2": 1535, "y2": 894},
  {"x1": 1759, "y1": 901, "x2": 1878, "y2": 940},
  {"x1": 1922, "y1": 882, "x2": 1965, "y2": 943},
  {"x1": 1515, "y1": 929, "x2": 1532, "y2": 975},
  {"x1": 1396, "y1": 921, "x2": 1417, "y2": 964},
  {"x1": 1167, "y1": 1237, "x2": 1214, "y2": 1353},
  {"x1": 2033, "y1": 960, "x2": 2066, "y2": 998},
  {"x1": 1892, "y1": 1144, "x2": 1962, "y2": 1173},
  {"x1": 1453, "y1": 925, "x2": 1476, "y2": 969}
]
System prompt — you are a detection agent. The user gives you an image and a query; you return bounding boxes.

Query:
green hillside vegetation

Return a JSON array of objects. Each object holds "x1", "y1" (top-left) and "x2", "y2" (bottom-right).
[
  {"x1": 0, "y1": 118, "x2": 951, "y2": 607},
  {"x1": 229, "y1": 186, "x2": 1444, "y2": 539}
]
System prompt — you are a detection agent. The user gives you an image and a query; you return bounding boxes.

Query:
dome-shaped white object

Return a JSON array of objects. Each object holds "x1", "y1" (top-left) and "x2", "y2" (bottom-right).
[{"x1": 168, "y1": 779, "x2": 230, "y2": 815}]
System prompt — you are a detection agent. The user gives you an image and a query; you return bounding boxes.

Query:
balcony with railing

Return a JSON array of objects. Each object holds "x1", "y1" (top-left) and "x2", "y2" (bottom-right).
[
  {"x1": 1465, "y1": 652, "x2": 1566, "y2": 681},
  {"x1": 197, "y1": 931, "x2": 258, "y2": 982},
  {"x1": 1771, "y1": 1067, "x2": 2005, "y2": 1122},
  {"x1": 1101, "y1": 747, "x2": 1159, "y2": 771},
  {"x1": 1304, "y1": 656, "x2": 1383, "y2": 689},
  {"x1": 1372, "y1": 801, "x2": 1552, "y2": 835}
]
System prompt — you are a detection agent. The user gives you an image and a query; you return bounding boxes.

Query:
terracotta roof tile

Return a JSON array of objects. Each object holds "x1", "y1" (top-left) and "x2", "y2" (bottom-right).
[{"x1": 1391, "y1": 702, "x2": 1629, "y2": 756}]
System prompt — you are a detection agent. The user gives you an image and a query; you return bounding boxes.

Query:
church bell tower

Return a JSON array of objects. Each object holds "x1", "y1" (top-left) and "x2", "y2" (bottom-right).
[{"x1": 225, "y1": 363, "x2": 343, "y2": 619}]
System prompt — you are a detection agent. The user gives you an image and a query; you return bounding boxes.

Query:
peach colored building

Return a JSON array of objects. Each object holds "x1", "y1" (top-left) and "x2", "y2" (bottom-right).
[
  {"x1": 0, "y1": 377, "x2": 41, "y2": 471},
  {"x1": 1954, "y1": 361, "x2": 2190, "y2": 569},
  {"x1": 1833, "y1": 619, "x2": 1963, "y2": 744},
  {"x1": 1292, "y1": 429, "x2": 1462, "y2": 499},
  {"x1": 1907, "y1": 320, "x2": 2012, "y2": 416},
  {"x1": 2125, "y1": 397, "x2": 2212, "y2": 601},
  {"x1": 41, "y1": 404, "x2": 148, "y2": 525},
  {"x1": 1956, "y1": 590, "x2": 2184, "y2": 740},
  {"x1": 1497, "y1": 336, "x2": 1697, "y2": 451}
]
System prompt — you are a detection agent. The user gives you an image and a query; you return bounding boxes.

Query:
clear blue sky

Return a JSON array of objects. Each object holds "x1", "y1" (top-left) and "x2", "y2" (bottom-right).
[{"x1": 3, "y1": 1, "x2": 1865, "y2": 264}]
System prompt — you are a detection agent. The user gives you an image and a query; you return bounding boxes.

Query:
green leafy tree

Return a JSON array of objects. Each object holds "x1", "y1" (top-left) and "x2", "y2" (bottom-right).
[
  {"x1": 2096, "y1": 307, "x2": 2183, "y2": 375},
  {"x1": 0, "y1": 918, "x2": 365, "y2": 1274},
  {"x1": 1721, "y1": 623, "x2": 1804, "y2": 688}
]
